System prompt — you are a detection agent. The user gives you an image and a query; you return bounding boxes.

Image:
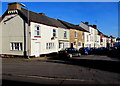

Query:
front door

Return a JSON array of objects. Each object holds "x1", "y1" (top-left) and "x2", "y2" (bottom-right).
[{"x1": 34, "y1": 42, "x2": 40, "y2": 57}]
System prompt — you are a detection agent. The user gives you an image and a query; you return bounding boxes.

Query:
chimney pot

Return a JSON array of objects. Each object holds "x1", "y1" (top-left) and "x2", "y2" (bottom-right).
[{"x1": 85, "y1": 22, "x2": 89, "y2": 25}]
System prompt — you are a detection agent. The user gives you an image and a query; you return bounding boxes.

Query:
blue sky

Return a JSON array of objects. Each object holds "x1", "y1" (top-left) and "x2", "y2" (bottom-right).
[{"x1": 1, "y1": 2, "x2": 119, "y2": 37}]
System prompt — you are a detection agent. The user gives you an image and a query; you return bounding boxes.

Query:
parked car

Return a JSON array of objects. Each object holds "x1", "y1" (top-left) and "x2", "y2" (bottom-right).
[
  {"x1": 79, "y1": 47, "x2": 92, "y2": 55},
  {"x1": 58, "y1": 48, "x2": 81, "y2": 58},
  {"x1": 107, "y1": 46, "x2": 120, "y2": 58},
  {"x1": 92, "y1": 47, "x2": 109, "y2": 55}
]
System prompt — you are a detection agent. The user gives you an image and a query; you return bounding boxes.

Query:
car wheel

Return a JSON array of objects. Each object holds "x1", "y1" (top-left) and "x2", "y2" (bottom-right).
[
  {"x1": 78, "y1": 53, "x2": 81, "y2": 57},
  {"x1": 68, "y1": 54, "x2": 72, "y2": 58}
]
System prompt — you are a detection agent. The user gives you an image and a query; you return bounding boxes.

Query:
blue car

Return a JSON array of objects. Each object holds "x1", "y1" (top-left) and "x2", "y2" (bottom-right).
[{"x1": 79, "y1": 47, "x2": 91, "y2": 55}]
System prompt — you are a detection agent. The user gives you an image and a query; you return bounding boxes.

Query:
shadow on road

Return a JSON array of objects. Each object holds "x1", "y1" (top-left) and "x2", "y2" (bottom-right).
[
  {"x1": 2, "y1": 80, "x2": 55, "y2": 86},
  {"x1": 48, "y1": 57, "x2": 120, "y2": 73}
]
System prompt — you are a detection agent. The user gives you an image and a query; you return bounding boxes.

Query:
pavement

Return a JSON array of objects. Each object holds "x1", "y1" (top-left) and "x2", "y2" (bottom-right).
[{"x1": 1, "y1": 55, "x2": 120, "y2": 85}]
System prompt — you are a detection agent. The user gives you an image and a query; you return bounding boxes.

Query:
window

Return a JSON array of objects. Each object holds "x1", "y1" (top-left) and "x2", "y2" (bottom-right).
[
  {"x1": 78, "y1": 42, "x2": 81, "y2": 46},
  {"x1": 91, "y1": 29, "x2": 93, "y2": 34},
  {"x1": 74, "y1": 31, "x2": 77, "y2": 38},
  {"x1": 10, "y1": 42, "x2": 22, "y2": 51},
  {"x1": 35, "y1": 25, "x2": 40, "y2": 37},
  {"x1": 101, "y1": 39, "x2": 103, "y2": 42},
  {"x1": 46, "y1": 42, "x2": 55, "y2": 49},
  {"x1": 53, "y1": 29, "x2": 56, "y2": 37},
  {"x1": 87, "y1": 35, "x2": 89, "y2": 42},
  {"x1": 59, "y1": 42, "x2": 61, "y2": 48},
  {"x1": 82, "y1": 33, "x2": 84, "y2": 40},
  {"x1": 74, "y1": 42, "x2": 76, "y2": 45},
  {"x1": 46, "y1": 43, "x2": 48, "y2": 49},
  {"x1": 90, "y1": 36, "x2": 93, "y2": 42},
  {"x1": 64, "y1": 31, "x2": 67, "y2": 38}
]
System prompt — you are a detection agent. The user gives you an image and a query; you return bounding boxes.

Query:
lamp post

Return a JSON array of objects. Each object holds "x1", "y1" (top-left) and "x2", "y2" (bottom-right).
[{"x1": 21, "y1": 3, "x2": 30, "y2": 59}]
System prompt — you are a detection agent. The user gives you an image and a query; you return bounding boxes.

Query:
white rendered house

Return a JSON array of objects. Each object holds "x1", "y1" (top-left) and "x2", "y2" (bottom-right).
[{"x1": 1, "y1": 2, "x2": 67, "y2": 57}]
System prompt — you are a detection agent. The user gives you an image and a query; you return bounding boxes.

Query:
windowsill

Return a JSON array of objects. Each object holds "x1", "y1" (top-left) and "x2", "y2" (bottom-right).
[
  {"x1": 10, "y1": 50, "x2": 22, "y2": 51},
  {"x1": 74, "y1": 37, "x2": 78, "y2": 39},
  {"x1": 34, "y1": 36, "x2": 41, "y2": 38},
  {"x1": 64, "y1": 37, "x2": 67, "y2": 39}
]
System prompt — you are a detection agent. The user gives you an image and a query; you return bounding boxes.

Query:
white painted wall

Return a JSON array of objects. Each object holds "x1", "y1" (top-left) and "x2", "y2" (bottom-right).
[
  {"x1": 30, "y1": 22, "x2": 59, "y2": 56},
  {"x1": 84, "y1": 32, "x2": 90, "y2": 48},
  {"x1": 1, "y1": 14, "x2": 27, "y2": 56},
  {"x1": 95, "y1": 35, "x2": 100, "y2": 48},
  {"x1": 101, "y1": 37, "x2": 107, "y2": 47},
  {"x1": 89, "y1": 26, "x2": 95, "y2": 48}
]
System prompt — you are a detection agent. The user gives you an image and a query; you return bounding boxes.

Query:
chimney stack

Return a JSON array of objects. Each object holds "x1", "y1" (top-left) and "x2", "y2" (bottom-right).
[
  {"x1": 92, "y1": 24, "x2": 97, "y2": 29},
  {"x1": 8, "y1": 2, "x2": 23, "y2": 11},
  {"x1": 39, "y1": 13, "x2": 46, "y2": 16},
  {"x1": 84, "y1": 22, "x2": 89, "y2": 25}
]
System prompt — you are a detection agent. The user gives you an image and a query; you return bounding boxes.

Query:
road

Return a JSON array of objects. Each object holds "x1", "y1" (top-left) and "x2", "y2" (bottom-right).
[{"x1": 1, "y1": 55, "x2": 120, "y2": 86}]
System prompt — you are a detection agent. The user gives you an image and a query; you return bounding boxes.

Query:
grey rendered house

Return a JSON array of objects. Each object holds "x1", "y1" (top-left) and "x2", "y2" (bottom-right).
[
  {"x1": 0, "y1": 2, "x2": 69, "y2": 57},
  {"x1": 58, "y1": 26, "x2": 70, "y2": 51}
]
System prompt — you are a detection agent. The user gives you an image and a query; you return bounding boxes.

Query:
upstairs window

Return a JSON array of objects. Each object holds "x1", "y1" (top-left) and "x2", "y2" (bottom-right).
[
  {"x1": 53, "y1": 29, "x2": 56, "y2": 37},
  {"x1": 91, "y1": 29, "x2": 93, "y2": 34},
  {"x1": 87, "y1": 35, "x2": 89, "y2": 42},
  {"x1": 35, "y1": 25, "x2": 41, "y2": 37},
  {"x1": 82, "y1": 33, "x2": 84, "y2": 40},
  {"x1": 64, "y1": 31, "x2": 67, "y2": 38},
  {"x1": 74, "y1": 31, "x2": 77, "y2": 38}
]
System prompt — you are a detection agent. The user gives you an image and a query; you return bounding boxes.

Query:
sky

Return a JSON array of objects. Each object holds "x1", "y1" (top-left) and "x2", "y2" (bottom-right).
[{"x1": 1, "y1": 2, "x2": 119, "y2": 37}]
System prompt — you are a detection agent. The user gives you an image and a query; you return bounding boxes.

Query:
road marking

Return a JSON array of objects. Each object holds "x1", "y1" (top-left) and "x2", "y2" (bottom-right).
[{"x1": 3, "y1": 73, "x2": 94, "y2": 82}]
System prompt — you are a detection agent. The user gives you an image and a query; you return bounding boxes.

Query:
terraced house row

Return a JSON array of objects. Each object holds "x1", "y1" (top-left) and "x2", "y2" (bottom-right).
[{"x1": 0, "y1": 2, "x2": 116, "y2": 57}]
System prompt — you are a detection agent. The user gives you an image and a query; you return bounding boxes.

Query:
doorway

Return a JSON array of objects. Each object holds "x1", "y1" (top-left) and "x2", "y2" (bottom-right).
[{"x1": 34, "y1": 42, "x2": 40, "y2": 57}]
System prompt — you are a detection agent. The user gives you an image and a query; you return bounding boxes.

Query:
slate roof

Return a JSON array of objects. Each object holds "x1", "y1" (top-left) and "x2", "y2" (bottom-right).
[
  {"x1": 57, "y1": 19, "x2": 88, "y2": 32},
  {"x1": 2, "y1": 7, "x2": 89, "y2": 32},
  {"x1": 116, "y1": 37, "x2": 120, "y2": 40},
  {"x1": 18, "y1": 8, "x2": 67, "y2": 28}
]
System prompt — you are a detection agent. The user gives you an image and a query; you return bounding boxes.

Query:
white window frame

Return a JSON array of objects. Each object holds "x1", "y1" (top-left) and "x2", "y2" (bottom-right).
[
  {"x1": 34, "y1": 25, "x2": 40, "y2": 36},
  {"x1": 53, "y1": 29, "x2": 56, "y2": 37},
  {"x1": 46, "y1": 42, "x2": 55, "y2": 49},
  {"x1": 10, "y1": 42, "x2": 22, "y2": 51},
  {"x1": 64, "y1": 31, "x2": 67, "y2": 38},
  {"x1": 87, "y1": 35, "x2": 89, "y2": 42}
]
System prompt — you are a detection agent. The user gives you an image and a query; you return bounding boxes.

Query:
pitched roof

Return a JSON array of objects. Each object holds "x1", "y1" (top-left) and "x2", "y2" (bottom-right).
[
  {"x1": 17, "y1": 8, "x2": 67, "y2": 28},
  {"x1": 116, "y1": 37, "x2": 120, "y2": 40},
  {"x1": 57, "y1": 19, "x2": 88, "y2": 32}
]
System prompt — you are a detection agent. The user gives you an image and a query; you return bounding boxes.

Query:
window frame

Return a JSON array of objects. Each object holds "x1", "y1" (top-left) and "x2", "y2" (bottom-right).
[
  {"x1": 46, "y1": 42, "x2": 55, "y2": 49},
  {"x1": 34, "y1": 25, "x2": 41, "y2": 38},
  {"x1": 74, "y1": 31, "x2": 77, "y2": 38},
  {"x1": 10, "y1": 42, "x2": 22, "y2": 51},
  {"x1": 53, "y1": 29, "x2": 56, "y2": 37},
  {"x1": 64, "y1": 31, "x2": 67, "y2": 38}
]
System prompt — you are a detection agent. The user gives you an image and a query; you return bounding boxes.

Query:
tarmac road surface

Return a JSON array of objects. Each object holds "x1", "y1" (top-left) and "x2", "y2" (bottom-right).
[{"x1": 1, "y1": 55, "x2": 120, "y2": 85}]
